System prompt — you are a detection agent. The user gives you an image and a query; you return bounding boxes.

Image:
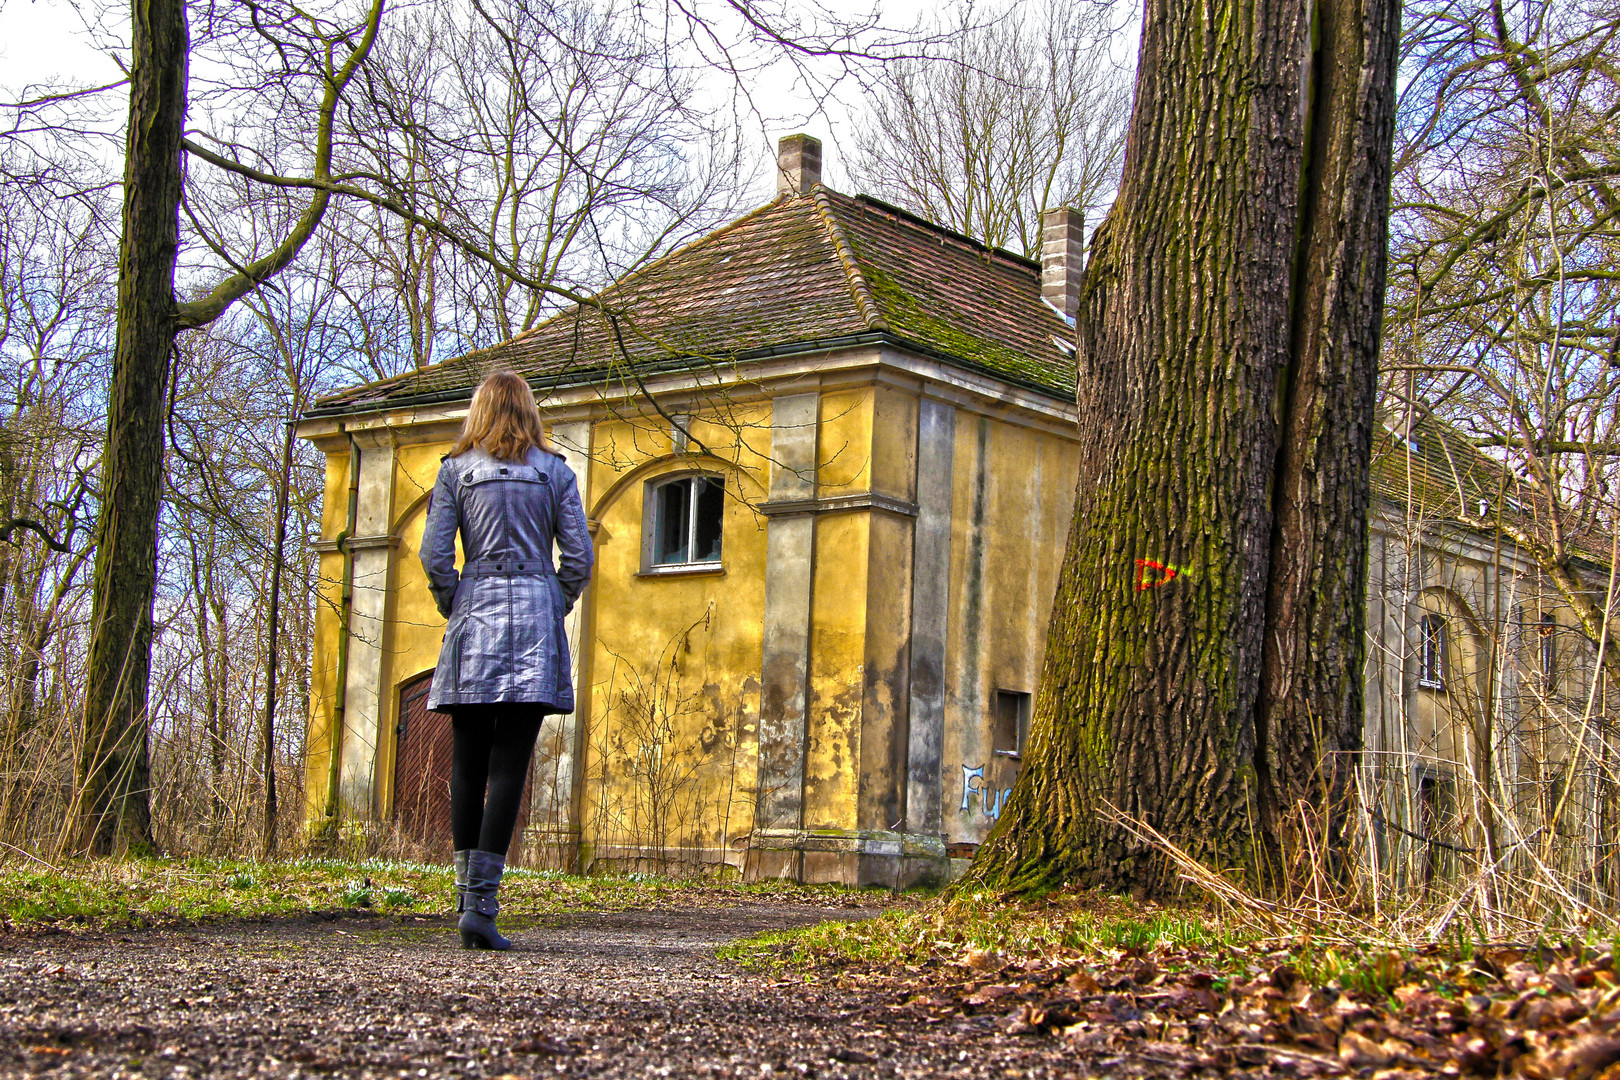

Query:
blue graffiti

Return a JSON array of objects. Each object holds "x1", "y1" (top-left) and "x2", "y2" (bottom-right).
[
  {"x1": 960, "y1": 764, "x2": 1013, "y2": 820},
  {"x1": 960, "y1": 765, "x2": 983, "y2": 811}
]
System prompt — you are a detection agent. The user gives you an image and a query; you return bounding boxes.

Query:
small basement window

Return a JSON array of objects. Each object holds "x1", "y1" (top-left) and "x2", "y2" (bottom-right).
[
  {"x1": 993, "y1": 690, "x2": 1031, "y2": 758},
  {"x1": 649, "y1": 474, "x2": 724, "y2": 567},
  {"x1": 1418, "y1": 614, "x2": 1446, "y2": 690}
]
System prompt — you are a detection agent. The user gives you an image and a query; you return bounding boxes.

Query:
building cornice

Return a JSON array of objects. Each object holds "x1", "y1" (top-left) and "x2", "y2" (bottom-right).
[
  {"x1": 296, "y1": 335, "x2": 1081, "y2": 447},
  {"x1": 757, "y1": 492, "x2": 919, "y2": 519}
]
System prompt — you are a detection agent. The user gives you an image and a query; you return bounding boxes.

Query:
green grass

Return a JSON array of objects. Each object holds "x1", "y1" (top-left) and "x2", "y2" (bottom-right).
[
  {"x1": 718, "y1": 887, "x2": 1248, "y2": 972},
  {"x1": 0, "y1": 856, "x2": 877, "y2": 932},
  {"x1": 721, "y1": 882, "x2": 1620, "y2": 1012}
]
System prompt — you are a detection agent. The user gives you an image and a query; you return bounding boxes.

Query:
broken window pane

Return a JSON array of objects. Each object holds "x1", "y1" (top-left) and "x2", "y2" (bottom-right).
[
  {"x1": 692, "y1": 477, "x2": 724, "y2": 562},
  {"x1": 649, "y1": 474, "x2": 724, "y2": 567}
]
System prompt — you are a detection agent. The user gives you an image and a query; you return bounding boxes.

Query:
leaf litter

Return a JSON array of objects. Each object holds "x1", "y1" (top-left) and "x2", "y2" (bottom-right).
[{"x1": 788, "y1": 915, "x2": 1620, "y2": 1078}]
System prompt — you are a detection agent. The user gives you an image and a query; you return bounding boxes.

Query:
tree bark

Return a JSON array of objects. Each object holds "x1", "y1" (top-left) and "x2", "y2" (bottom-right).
[
  {"x1": 964, "y1": 0, "x2": 1399, "y2": 896},
  {"x1": 1253, "y1": 0, "x2": 1400, "y2": 885},
  {"x1": 77, "y1": 0, "x2": 188, "y2": 854}
]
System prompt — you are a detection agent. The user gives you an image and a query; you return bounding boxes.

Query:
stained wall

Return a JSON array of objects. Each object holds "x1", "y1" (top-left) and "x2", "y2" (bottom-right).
[{"x1": 298, "y1": 356, "x2": 1085, "y2": 880}]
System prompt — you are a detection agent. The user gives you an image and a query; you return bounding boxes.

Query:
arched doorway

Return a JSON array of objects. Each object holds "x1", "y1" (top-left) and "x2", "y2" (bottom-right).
[{"x1": 394, "y1": 672, "x2": 534, "y2": 862}]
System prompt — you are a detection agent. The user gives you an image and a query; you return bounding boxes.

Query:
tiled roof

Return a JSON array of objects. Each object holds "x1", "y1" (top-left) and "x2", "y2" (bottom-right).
[
  {"x1": 307, "y1": 190, "x2": 1077, "y2": 417},
  {"x1": 1371, "y1": 411, "x2": 1514, "y2": 519},
  {"x1": 1372, "y1": 411, "x2": 1611, "y2": 566}
]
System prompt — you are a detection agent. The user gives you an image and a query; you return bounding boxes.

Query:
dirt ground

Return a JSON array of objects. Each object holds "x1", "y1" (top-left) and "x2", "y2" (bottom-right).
[{"x1": 0, "y1": 901, "x2": 1129, "y2": 1079}]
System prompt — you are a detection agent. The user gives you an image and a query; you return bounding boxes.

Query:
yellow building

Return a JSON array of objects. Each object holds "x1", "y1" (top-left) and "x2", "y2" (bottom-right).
[
  {"x1": 295, "y1": 136, "x2": 1085, "y2": 884},
  {"x1": 1362, "y1": 413, "x2": 1614, "y2": 889},
  {"x1": 298, "y1": 136, "x2": 1612, "y2": 889}
]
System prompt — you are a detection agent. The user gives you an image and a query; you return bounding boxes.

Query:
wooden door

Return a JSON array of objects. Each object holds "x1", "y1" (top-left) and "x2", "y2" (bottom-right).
[
  {"x1": 393, "y1": 672, "x2": 535, "y2": 862},
  {"x1": 395, "y1": 673, "x2": 455, "y2": 858}
]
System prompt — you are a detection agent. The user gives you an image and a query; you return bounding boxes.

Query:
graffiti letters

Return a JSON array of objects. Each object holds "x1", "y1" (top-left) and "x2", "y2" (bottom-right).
[{"x1": 960, "y1": 764, "x2": 1013, "y2": 820}]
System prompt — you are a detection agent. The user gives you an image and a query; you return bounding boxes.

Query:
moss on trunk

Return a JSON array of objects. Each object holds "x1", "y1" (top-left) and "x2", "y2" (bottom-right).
[{"x1": 962, "y1": 0, "x2": 1400, "y2": 897}]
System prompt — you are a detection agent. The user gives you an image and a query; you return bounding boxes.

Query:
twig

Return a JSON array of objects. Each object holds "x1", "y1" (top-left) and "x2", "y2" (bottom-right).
[{"x1": 0, "y1": 840, "x2": 61, "y2": 872}]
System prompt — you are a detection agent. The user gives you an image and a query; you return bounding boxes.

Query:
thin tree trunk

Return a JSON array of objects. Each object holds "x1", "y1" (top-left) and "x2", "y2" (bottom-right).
[
  {"x1": 260, "y1": 418, "x2": 295, "y2": 857},
  {"x1": 77, "y1": 0, "x2": 188, "y2": 854},
  {"x1": 964, "y1": 0, "x2": 1399, "y2": 896}
]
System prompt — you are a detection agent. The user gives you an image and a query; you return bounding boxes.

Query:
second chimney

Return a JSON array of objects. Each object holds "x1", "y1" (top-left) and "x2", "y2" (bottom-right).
[
  {"x1": 1040, "y1": 207, "x2": 1085, "y2": 322},
  {"x1": 777, "y1": 134, "x2": 822, "y2": 197}
]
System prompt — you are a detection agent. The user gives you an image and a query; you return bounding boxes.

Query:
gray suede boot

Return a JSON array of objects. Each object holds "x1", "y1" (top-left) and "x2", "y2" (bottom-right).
[
  {"x1": 453, "y1": 850, "x2": 471, "y2": 916},
  {"x1": 458, "y1": 849, "x2": 512, "y2": 950}
]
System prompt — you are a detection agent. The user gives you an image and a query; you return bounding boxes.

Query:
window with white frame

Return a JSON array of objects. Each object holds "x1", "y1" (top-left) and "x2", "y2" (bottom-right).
[
  {"x1": 648, "y1": 474, "x2": 724, "y2": 567},
  {"x1": 1418, "y1": 614, "x2": 1446, "y2": 689}
]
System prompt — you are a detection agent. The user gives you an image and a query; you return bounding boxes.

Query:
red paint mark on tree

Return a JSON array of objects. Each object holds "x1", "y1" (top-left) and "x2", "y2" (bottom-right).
[{"x1": 1134, "y1": 559, "x2": 1180, "y2": 592}]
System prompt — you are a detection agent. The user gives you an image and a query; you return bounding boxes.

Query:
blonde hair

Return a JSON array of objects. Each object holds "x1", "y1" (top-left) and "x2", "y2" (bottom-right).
[{"x1": 451, "y1": 371, "x2": 549, "y2": 461}]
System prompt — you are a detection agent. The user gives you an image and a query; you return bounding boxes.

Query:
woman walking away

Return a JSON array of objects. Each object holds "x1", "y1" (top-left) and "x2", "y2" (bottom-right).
[{"x1": 419, "y1": 371, "x2": 593, "y2": 950}]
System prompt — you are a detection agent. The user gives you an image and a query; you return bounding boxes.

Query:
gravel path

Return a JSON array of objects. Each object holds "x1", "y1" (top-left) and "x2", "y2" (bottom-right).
[{"x1": 0, "y1": 904, "x2": 1107, "y2": 1079}]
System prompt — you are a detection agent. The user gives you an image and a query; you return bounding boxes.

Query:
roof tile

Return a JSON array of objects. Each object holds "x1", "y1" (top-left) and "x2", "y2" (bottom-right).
[{"x1": 310, "y1": 189, "x2": 1077, "y2": 415}]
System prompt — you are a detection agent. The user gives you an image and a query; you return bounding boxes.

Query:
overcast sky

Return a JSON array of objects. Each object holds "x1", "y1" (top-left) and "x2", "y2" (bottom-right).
[
  {"x1": 0, "y1": 0, "x2": 117, "y2": 91},
  {"x1": 0, "y1": 0, "x2": 941, "y2": 200}
]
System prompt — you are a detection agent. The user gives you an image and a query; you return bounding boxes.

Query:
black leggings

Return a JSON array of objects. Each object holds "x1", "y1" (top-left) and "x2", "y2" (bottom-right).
[{"x1": 449, "y1": 705, "x2": 545, "y2": 855}]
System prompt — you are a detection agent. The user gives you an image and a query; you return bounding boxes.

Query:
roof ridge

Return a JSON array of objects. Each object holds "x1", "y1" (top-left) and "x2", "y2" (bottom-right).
[
  {"x1": 846, "y1": 192, "x2": 1040, "y2": 273},
  {"x1": 811, "y1": 188, "x2": 889, "y2": 332}
]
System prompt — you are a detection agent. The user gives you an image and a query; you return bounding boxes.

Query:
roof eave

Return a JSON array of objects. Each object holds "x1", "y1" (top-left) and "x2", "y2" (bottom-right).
[{"x1": 301, "y1": 329, "x2": 1076, "y2": 423}]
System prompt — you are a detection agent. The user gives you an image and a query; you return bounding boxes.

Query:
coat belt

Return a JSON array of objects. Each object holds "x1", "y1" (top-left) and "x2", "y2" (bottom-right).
[{"x1": 461, "y1": 559, "x2": 555, "y2": 578}]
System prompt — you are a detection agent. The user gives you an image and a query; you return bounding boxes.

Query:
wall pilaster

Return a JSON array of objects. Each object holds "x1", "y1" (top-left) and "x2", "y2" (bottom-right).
[
  {"x1": 753, "y1": 392, "x2": 819, "y2": 876},
  {"x1": 906, "y1": 399, "x2": 955, "y2": 842},
  {"x1": 338, "y1": 430, "x2": 398, "y2": 814}
]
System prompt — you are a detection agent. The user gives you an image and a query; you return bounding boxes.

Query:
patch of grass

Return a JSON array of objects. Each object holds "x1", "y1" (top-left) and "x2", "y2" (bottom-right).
[
  {"x1": 724, "y1": 880, "x2": 1617, "y2": 1028},
  {"x1": 719, "y1": 887, "x2": 1247, "y2": 973},
  {"x1": 341, "y1": 880, "x2": 375, "y2": 908},
  {"x1": 0, "y1": 855, "x2": 890, "y2": 933}
]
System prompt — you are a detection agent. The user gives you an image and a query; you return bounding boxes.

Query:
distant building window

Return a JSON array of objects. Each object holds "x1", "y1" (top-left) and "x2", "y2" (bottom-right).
[
  {"x1": 648, "y1": 474, "x2": 724, "y2": 567},
  {"x1": 1540, "y1": 613, "x2": 1558, "y2": 693},
  {"x1": 993, "y1": 690, "x2": 1031, "y2": 758},
  {"x1": 1418, "y1": 614, "x2": 1446, "y2": 689},
  {"x1": 1416, "y1": 770, "x2": 1450, "y2": 887}
]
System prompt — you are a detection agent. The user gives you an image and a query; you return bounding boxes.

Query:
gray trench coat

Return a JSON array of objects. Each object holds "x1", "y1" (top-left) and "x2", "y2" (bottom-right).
[{"x1": 419, "y1": 446, "x2": 593, "y2": 711}]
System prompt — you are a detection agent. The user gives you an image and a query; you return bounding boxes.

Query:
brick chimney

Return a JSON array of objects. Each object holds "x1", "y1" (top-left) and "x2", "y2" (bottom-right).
[
  {"x1": 1040, "y1": 207, "x2": 1085, "y2": 322},
  {"x1": 776, "y1": 134, "x2": 822, "y2": 197}
]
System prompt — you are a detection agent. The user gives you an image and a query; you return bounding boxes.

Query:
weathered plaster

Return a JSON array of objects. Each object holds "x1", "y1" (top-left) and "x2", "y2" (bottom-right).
[
  {"x1": 906, "y1": 399, "x2": 955, "y2": 838},
  {"x1": 338, "y1": 432, "x2": 399, "y2": 814},
  {"x1": 941, "y1": 413, "x2": 1079, "y2": 847},
  {"x1": 578, "y1": 406, "x2": 770, "y2": 872},
  {"x1": 755, "y1": 392, "x2": 820, "y2": 859},
  {"x1": 533, "y1": 419, "x2": 591, "y2": 846}
]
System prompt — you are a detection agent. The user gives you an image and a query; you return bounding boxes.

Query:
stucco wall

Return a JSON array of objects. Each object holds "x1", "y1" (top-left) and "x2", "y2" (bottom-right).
[
  {"x1": 577, "y1": 407, "x2": 772, "y2": 871},
  {"x1": 941, "y1": 410, "x2": 1080, "y2": 848},
  {"x1": 298, "y1": 356, "x2": 1086, "y2": 878}
]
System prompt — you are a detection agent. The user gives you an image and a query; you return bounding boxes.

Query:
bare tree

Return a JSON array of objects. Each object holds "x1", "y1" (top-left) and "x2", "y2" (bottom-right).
[
  {"x1": 1385, "y1": 0, "x2": 1620, "y2": 681},
  {"x1": 0, "y1": 154, "x2": 112, "y2": 847},
  {"x1": 847, "y1": 0, "x2": 1131, "y2": 257},
  {"x1": 312, "y1": 0, "x2": 747, "y2": 371}
]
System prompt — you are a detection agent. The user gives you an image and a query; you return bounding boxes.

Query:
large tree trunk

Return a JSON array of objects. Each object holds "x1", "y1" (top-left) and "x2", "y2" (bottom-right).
[
  {"x1": 964, "y1": 0, "x2": 1399, "y2": 895},
  {"x1": 77, "y1": 0, "x2": 188, "y2": 854}
]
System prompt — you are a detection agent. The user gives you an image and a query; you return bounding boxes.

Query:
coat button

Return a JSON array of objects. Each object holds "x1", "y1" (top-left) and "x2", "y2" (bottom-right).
[
  {"x1": 518, "y1": 563, "x2": 526, "y2": 570},
  {"x1": 495, "y1": 564, "x2": 503, "y2": 571}
]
